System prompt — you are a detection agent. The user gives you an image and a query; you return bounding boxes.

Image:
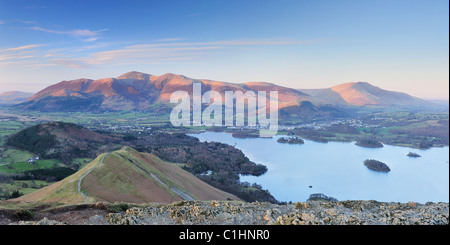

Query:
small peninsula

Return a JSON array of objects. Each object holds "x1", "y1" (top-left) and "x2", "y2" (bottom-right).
[
  {"x1": 231, "y1": 131, "x2": 260, "y2": 139},
  {"x1": 355, "y1": 139, "x2": 384, "y2": 148},
  {"x1": 364, "y1": 159, "x2": 391, "y2": 173}
]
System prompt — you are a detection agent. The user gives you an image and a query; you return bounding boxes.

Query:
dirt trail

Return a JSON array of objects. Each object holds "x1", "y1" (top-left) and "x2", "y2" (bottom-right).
[
  {"x1": 75, "y1": 146, "x2": 195, "y2": 204},
  {"x1": 77, "y1": 152, "x2": 110, "y2": 204},
  {"x1": 120, "y1": 146, "x2": 194, "y2": 201}
]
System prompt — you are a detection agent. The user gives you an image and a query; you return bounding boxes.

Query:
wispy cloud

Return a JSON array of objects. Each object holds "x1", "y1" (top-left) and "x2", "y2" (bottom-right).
[
  {"x1": 0, "y1": 46, "x2": 40, "y2": 64},
  {"x1": 0, "y1": 44, "x2": 55, "y2": 69},
  {"x1": 0, "y1": 38, "x2": 314, "y2": 70},
  {"x1": 51, "y1": 59, "x2": 92, "y2": 69},
  {"x1": 86, "y1": 46, "x2": 219, "y2": 65},
  {"x1": 30, "y1": 26, "x2": 108, "y2": 42},
  {"x1": 0, "y1": 44, "x2": 42, "y2": 52},
  {"x1": 40, "y1": 38, "x2": 314, "y2": 69},
  {"x1": 0, "y1": 54, "x2": 36, "y2": 61}
]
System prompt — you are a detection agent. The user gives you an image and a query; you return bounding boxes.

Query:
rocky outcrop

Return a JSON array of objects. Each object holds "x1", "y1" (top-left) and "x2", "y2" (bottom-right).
[
  {"x1": 106, "y1": 200, "x2": 448, "y2": 225},
  {"x1": 7, "y1": 200, "x2": 448, "y2": 225},
  {"x1": 11, "y1": 217, "x2": 66, "y2": 225}
]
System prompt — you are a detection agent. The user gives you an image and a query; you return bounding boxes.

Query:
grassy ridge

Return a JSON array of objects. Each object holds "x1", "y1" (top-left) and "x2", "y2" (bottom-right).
[
  {"x1": 12, "y1": 153, "x2": 107, "y2": 204},
  {"x1": 83, "y1": 148, "x2": 197, "y2": 202},
  {"x1": 14, "y1": 148, "x2": 238, "y2": 204}
]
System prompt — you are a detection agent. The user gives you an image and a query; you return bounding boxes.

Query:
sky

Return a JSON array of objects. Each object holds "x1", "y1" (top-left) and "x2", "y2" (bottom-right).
[{"x1": 0, "y1": 0, "x2": 448, "y2": 99}]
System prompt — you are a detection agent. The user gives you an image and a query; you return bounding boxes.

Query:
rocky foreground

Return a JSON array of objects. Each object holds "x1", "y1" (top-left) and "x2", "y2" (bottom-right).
[{"x1": 4, "y1": 200, "x2": 448, "y2": 225}]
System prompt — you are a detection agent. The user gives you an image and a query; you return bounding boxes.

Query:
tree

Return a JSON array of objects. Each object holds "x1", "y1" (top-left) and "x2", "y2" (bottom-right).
[{"x1": 10, "y1": 190, "x2": 22, "y2": 198}]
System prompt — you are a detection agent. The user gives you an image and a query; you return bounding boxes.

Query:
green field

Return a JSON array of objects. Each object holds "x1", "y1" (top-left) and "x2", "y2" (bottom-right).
[
  {"x1": 0, "y1": 159, "x2": 61, "y2": 173},
  {"x1": 0, "y1": 148, "x2": 34, "y2": 166},
  {"x1": 0, "y1": 180, "x2": 51, "y2": 197}
]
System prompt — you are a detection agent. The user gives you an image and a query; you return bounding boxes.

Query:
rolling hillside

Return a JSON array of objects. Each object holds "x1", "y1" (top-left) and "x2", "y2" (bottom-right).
[
  {"x1": 13, "y1": 147, "x2": 239, "y2": 204},
  {"x1": 6, "y1": 121, "x2": 121, "y2": 163}
]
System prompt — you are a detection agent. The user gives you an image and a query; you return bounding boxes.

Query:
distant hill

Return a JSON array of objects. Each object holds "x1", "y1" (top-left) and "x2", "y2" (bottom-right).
[
  {"x1": 6, "y1": 121, "x2": 121, "y2": 163},
  {"x1": 13, "y1": 147, "x2": 239, "y2": 204},
  {"x1": 299, "y1": 82, "x2": 435, "y2": 109},
  {"x1": 0, "y1": 91, "x2": 34, "y2": 105},
  {"x1": 331, "y1": 82, "x2": 431, "y2": 107}
]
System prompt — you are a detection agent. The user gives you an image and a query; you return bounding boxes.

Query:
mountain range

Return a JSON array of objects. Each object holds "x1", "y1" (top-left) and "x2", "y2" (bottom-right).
[{"x1": 12, "y1": 71, "x2": 440, "y2": 116}]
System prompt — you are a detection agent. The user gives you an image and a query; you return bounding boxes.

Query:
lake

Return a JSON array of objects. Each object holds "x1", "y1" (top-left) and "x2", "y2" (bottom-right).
[{"x1": 190, "y1": 132, "x2": 449, "y2": 203}]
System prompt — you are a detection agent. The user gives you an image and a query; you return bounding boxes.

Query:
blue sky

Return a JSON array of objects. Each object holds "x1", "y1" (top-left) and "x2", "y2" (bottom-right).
[{"x1": 0, "y1": 0, "x2": 448, "y2": 99}]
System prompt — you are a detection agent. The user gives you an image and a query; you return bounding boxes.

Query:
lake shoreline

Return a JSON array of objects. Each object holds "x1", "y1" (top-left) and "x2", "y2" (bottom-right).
[
  {"x1": 188, "y1": 129, "x2": 450, "y2": 150},
  {"x1": 191, "y1": 132, "x2": 449, "y2": 204}
]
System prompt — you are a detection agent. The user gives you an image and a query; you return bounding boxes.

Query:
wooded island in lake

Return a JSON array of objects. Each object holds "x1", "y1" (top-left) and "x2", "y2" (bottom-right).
[
  {"x1": 277, "y1": 136, "x2": 305, "y2": 145},
  {"x1": 364, "y1": 159, "x2": 391, "y2": 172}
]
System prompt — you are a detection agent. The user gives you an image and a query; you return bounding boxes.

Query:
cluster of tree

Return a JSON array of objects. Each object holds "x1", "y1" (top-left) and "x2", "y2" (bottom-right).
[
  {"x1": 407, "y1": 152, "x2": 421, "y2": 158},
  {"x1": 383, "y1": 134, "x2": 445, "y2": 149},
  {"x1": 307, "y1": 193, "x2": 338, "y2": 202},
  {"x1": 289, "y1": 128, "x2": 335, "y2": 143},
  {"x1": 0, "y1": 174, "x2": 24, "y2": 200},
  {"x1": 1, "y1": 167, "x2": 77, "y2": 183},
  {"x1": 363, "y1": 159, "x2": 391, "y2": 173},
  {"x1": 199, "y1": 176, "x2": 278, "y2": 203},
  {"x1": 6, "y1": 124, "x2": 57, "y2": 158},
  {"x1": 355, "y1": 138, "x2": 384, "y2": 148},
  {"x1": 389, "y1": 125, "x2": 449, "y2": 149},
  {"x1": 277, "y1": 136, "x2": 304, "y2": 144},
  {"x1": 14, "y1": 167, "x2": 77, "y2": 182},
  {"x1": 6, "y1": 122, "x2": 121, "y2": 163},
  {"x1": 0, "y1": 189, "x2": 23, "y2": 200}
]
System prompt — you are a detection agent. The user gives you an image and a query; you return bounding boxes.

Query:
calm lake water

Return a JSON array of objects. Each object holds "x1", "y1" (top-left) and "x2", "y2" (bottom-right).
[{"x1": 190, "y1": 132, "x2": 449, "y2": 203}]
